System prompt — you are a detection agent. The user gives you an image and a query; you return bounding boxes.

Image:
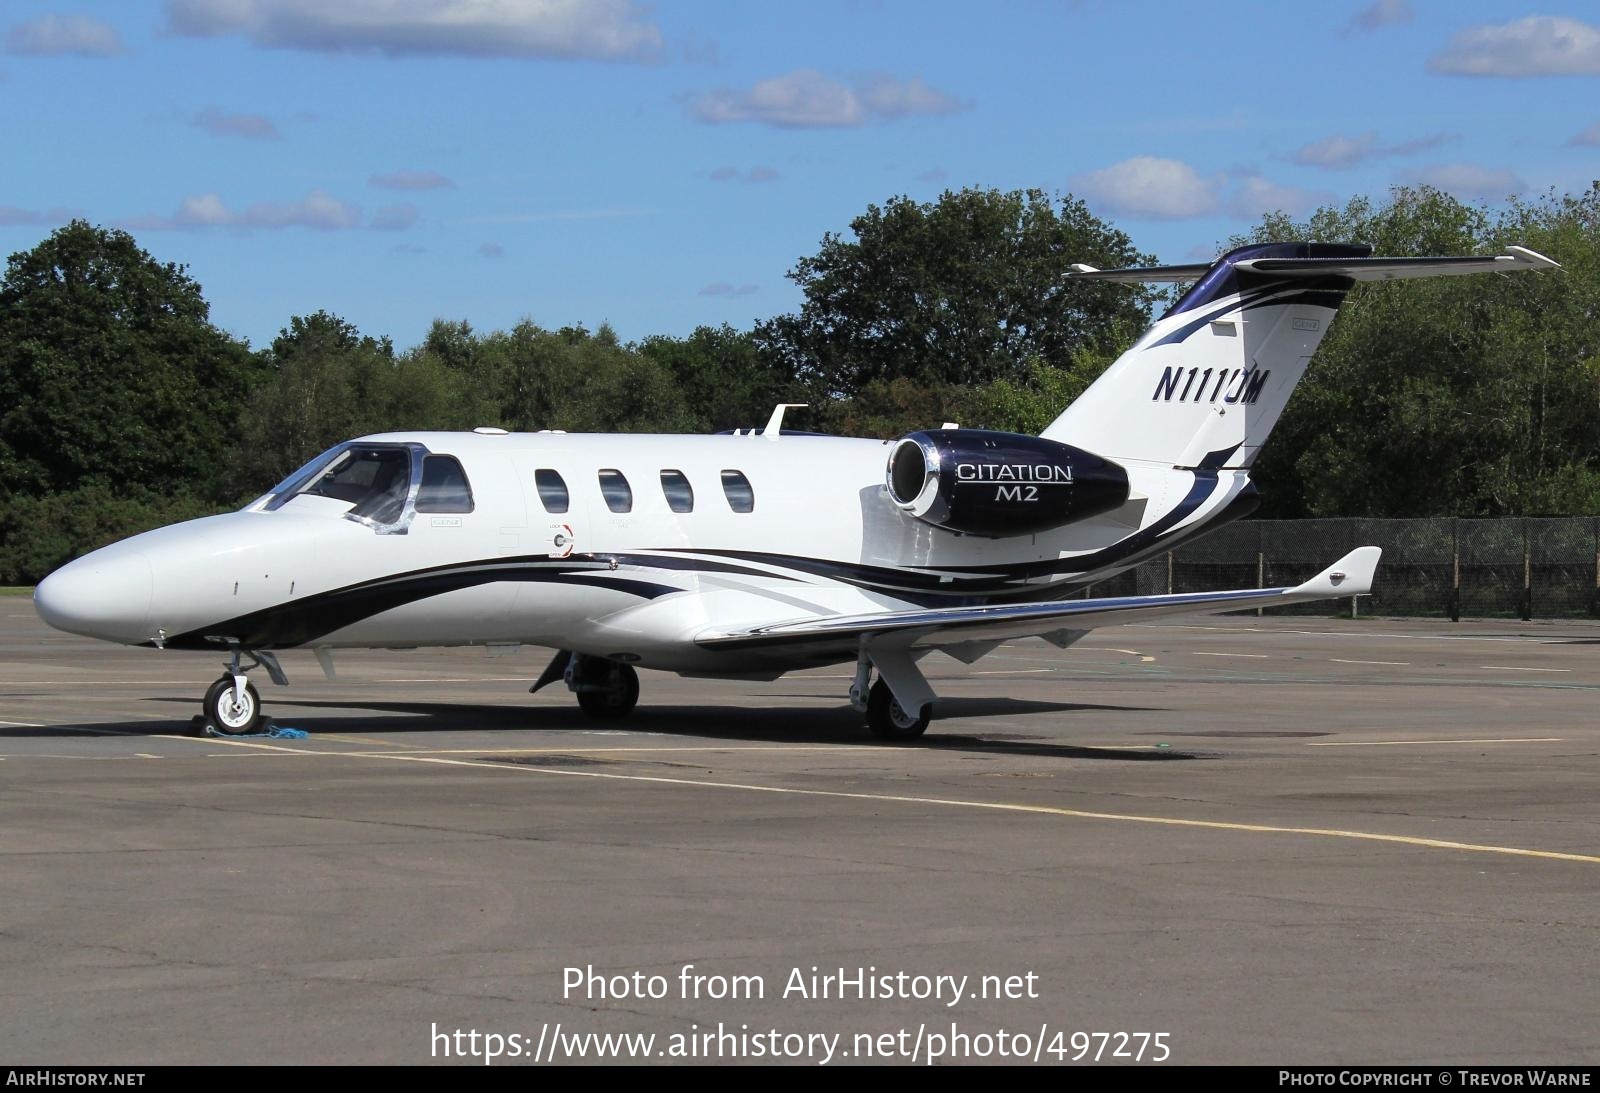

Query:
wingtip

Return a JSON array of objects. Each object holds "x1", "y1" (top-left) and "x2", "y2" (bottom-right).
[{"x1": 1300, "y1": 545, "x2": 1382, "y2": 597}]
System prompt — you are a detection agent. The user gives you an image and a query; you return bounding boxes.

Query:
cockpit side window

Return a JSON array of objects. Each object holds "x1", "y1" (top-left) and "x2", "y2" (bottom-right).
[
  {"x1": 416, "y1": 455, "x2": 475, "y2": 513},
  {"x1": 306, "y1": 447, "x2": 413, "y2": 525}
]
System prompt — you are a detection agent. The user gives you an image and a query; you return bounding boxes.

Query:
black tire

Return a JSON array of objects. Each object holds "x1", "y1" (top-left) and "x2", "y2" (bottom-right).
[
  {"x1": 203, "y1": 676, "x2": 263, "y2": 735},
  {"x1": 865, "y1": 677, "x2": 931, "y2": 740},
  {"x1": 576, "y1": 663, "x2": 640, "y2": 721}
]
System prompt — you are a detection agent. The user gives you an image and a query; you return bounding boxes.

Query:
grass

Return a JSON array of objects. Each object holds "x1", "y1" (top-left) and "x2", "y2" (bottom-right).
[{"x1": 0, "y1": 587, "x2": 35, "y2": 597}]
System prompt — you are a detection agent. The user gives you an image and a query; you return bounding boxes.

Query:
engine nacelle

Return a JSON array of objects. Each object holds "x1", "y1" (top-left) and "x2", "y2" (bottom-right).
[{"x1": 886, "y1": 429, "x2": 1129, "y2": 537}]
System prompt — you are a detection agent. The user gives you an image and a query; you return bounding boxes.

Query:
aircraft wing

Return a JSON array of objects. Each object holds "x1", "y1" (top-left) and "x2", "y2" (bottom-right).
[
  {"x1": 1065, "y1": 246, "x2": 1559, "y2": 283},
  {"x1": 697, "y1": 547, "x2": 1380, "y2": 655}
]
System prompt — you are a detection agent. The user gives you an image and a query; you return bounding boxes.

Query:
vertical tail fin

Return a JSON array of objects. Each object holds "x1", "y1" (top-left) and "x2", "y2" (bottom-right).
[{"x1": 1043, "y1": 241, "x2": 1559, "y2": 469}]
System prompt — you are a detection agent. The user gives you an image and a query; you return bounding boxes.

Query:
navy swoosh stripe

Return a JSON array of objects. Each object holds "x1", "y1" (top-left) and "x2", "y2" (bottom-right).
[
  {"x1": 656, "y1": 471, "x2": 1231, "y2": 599},
  {"x1": 162, "y1": 560, "x2": 679, "y2": 650}
]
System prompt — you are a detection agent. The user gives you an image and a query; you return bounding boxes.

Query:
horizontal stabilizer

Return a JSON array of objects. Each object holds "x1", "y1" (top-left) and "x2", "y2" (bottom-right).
[
  {"x1": 697, "y1": 548, "x2": 1382, "y2": 656},
  {"x1": 1066, "y1": 246, "x2": 1559, "y2": 284}
]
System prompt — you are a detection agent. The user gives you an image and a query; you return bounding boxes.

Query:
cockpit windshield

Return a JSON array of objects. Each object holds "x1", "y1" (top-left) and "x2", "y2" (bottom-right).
[{"x1": 256, "y1": 442, "x2": 419, "y2": 529}]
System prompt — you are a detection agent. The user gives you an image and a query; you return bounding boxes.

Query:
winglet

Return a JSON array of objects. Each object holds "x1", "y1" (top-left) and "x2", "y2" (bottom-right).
[{"x1": 1292, "y1": 546, "x2": 1381, "y2": 598}]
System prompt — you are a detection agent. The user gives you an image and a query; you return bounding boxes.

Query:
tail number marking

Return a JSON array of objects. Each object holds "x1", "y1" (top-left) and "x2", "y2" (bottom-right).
[{"x1": 1152, "y1": 366, "x2": 1270, "y2": 404}]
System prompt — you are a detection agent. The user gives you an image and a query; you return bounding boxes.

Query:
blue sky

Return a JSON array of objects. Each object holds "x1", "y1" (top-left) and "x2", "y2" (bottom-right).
[{"x1": 2, "y1": 1, "x2": 1597, "y2": 351}]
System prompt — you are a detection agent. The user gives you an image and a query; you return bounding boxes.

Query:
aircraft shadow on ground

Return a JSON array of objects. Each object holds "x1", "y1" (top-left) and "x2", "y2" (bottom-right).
[{"x1": 0, "y1": 695, "x2": 1198, "y2": 761}]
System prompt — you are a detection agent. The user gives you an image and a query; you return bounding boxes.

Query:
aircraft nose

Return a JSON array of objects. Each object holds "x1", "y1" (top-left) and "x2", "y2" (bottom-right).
[{"x1": 34, "y1": 548, "x2": 155, "y2": 643}]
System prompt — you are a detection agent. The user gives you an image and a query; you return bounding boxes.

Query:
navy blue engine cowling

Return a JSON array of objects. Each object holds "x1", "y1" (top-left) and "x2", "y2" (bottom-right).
[{"x1": 886, "y1": 429, "x2": 1130, "y2": 537}]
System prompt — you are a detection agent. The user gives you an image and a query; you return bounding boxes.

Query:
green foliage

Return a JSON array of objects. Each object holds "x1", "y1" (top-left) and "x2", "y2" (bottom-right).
[
  {"x1": 757, "y1": 187, "x2": 1153, "y2": 399},
  {"x1": 1233, "y1": 185, "x2": 1600, "y2": 518},
  {"x1": 0, "y1": 220, "x2": 264, "y2": 502},
  {"x1": 0, "y1": 485, "x2": 222, "y2": 585}
]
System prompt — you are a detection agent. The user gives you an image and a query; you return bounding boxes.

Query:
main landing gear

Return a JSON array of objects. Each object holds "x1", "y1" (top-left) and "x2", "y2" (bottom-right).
[
  {"x1": 201, "y1": 646, "x2": 287, "y2": 735},
  {"x1": 850, "y1": 644, "x2": 935, "y2": 741},
  {"x1": 531, "y1": 651, "x2": 640, "y2": 721}
]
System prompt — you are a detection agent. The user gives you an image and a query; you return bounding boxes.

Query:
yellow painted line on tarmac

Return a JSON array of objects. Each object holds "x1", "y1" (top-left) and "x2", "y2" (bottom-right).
[
  {"x1": 1194, "y1": 652, "x2": 1269, "y2": 659},
  {"x1": 174, "y1": 738, "x2": 1600, "y2": 868},
  {"x1": 1105, "y1": 648, "x2": 1157, "y2": 663},
  {"x1": 1307, "y1": 737, "x2": 1563, "y2": 747},
  {"x1": 1330, "y1": 659, "x2": 1410, "y2": 666}
]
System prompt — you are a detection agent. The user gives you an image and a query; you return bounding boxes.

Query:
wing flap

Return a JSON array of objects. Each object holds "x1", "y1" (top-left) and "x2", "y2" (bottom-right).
[{"x1": 697, "y1": 548, "x2": 1380, "y2": 653}]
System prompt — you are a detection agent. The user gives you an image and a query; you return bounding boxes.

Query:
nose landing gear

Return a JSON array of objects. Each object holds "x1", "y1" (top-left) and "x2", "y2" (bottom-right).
[{"x1": 201, "y1": 646, "x2": 288, "y2": 735}]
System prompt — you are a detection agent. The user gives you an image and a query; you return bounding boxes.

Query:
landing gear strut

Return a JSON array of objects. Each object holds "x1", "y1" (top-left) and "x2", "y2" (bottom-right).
[
  {"x1": 201, "y1": 646, "x2": 287, "y2": 735},
  {"x1": 532, "y1": 651, "x2": 640, "y2": 721},
  {"x1": 852, "y1": 641, "x2": 935, "y2": 741}
]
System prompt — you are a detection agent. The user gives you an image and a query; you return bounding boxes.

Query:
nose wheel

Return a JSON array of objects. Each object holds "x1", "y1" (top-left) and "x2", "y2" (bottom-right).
[
  {"x1": 575, "y1": 662, "x2": 640, "y2": 721},
  {"x1": 203, "y1": 676, "x2": 263, "y2": 735},
  {"x1": 198, "y1": 646, "x2": 287, "y2": 735}
]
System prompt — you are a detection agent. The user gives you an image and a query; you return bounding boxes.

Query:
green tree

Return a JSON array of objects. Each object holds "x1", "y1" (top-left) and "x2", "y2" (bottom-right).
[
  {"x1": 637, "y1": 324, "x2": 796, "y2": 432},
  {"x1": 757, "y1": 187, "x2": 1154, "y2": 400},
  {"x1": 0, "y1": 220, "x2": 263, "y2": 502},
  {"x1": 1233, "y1": 185, "x2": 1600, "y2": 517}
]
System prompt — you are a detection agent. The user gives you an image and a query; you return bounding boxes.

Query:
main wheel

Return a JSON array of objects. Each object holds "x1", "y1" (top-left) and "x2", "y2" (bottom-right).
[
  {"x1": 576, "y1": 663, "x2": 640, "y2": 721},
  {"x1": 865, "y1": 677, "x2": 931, "y2": 741},
  {"x1": 203, "y1": 676, "x2": 262, "y2": 735}
]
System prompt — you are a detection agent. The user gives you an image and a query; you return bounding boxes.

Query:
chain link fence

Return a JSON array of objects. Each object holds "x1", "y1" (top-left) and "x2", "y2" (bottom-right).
[{"x1": 1087, "y1": 518, "x2": 1600, "y2": 619}]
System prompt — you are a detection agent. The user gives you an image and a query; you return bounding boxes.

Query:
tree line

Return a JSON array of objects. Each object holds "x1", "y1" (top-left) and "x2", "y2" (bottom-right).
[{"x1": 1, "y1": 184, "x2": 1597, "y2": 583}]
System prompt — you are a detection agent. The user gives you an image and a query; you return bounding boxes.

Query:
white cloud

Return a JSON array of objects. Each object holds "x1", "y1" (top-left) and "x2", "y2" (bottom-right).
[
  {"x1": 6, "y1": 14, "x2": 124, "y2": 57},
  {"x1": 1569, "y1": 122, "x2": 1600, "y2": 146},
  {"x1": 1291, "y1": 130, "x2": 1456, "y2": 168},
  {"x1": 1410, "y1": 163, "x2": 1527, "y2": 201},
  {"x1": 1228, "y1": 175, "x2": 1332, "y2": 219},
  {"x1": 857, "y1": 74, "x2": 965, "y2": 120},
  {"x1": 369, "y1": 168, "x2": 454, "y2": 190},
  {"x1": 691, "y1": 69, "x2": 966, "y2": 128},
  {"x1": 1343, "y1": 0, "x2": 1412, "y2": 36},
  {"x1": 127, "y1": 189, "x2": 363, "y2": 231},
  {"x1": 164, "y1": 0, "x2": 661, "y2": 62},
  {"x1": 191, "y1": 107, "x2": 282, "y2": 140},
  {"x1": 699, "y1": 282, "x2": 758, "y2": 297},
  {"x1": 370, "y1": 203, "x2": 420, "y2": 230},
  {"x1": 0, "y1": 204, "x2": 81, "y2": 225},
  {"x1": 1073, "y1": 156, "x2": 1220, "y2": 219},
  {"x1": 1429, "y1": 16, "x2": 1600, "y2": 77}
]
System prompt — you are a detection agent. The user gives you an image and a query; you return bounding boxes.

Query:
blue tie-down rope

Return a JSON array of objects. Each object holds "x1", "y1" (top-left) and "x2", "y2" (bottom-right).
[{"x1": 200, "y1": 719, "x2": 309, "y2": 740}]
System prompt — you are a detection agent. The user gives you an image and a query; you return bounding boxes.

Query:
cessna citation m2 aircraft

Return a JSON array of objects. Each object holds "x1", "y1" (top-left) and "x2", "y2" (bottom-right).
[{"x1": 34, "y1": 242, "x2": 1559, "y2": 739}]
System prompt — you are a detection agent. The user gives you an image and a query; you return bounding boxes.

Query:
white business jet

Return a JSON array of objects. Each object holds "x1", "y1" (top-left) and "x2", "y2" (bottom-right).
[{"x1": 34, "y1": 242, "x2": 1559, "y2": 739}]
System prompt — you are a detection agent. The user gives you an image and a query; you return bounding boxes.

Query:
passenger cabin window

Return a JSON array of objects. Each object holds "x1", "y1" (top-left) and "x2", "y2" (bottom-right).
[
  {"x1": 721, "y1": 469, "x2": 755, "y2": 513},
  {"x1": 415, "y1": 455, "x2": 474, "y2": 514},
  {"x1": 307, "y1": 446, "x2": 411, "y2": 525},
  {"x1": 660, "y1": 469, "x2": 694, "y2": 513},
  {"x1": 535, "y1": 468, "x2": 569, "y2": 513},
  {"x1": 598, "y1": 469, "x2": 632, "y2": 513}
]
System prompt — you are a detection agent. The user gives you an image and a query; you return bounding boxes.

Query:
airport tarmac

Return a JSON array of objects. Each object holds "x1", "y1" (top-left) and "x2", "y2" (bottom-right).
[{"x1": 2, "y1": 599, "x2": 1598, "y2": 1065}]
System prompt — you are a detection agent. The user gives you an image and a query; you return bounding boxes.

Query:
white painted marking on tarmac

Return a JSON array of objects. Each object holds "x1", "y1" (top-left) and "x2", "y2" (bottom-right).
[
  {"x1": 162, "y1": 737, "x2": 1600, "y2": 868},
  {"x1": 1105, "y1": 648, "x2": 1156, "y2": 662},
  {"x1": 317, "y1": 749, "x2": 1600, "y2": 868},
  {"x1": 1307, "y1": 738, "x2": 1563, "y2": 747},
  {"x1": 1330, "y1": 659, "x2": 1410, "y2": 666},
  {"x1": 1152, "y1": 624, "x2": 1585, "y2": 645},
  {"x1": 1480, "y1": 665, "x2": 1571, "y2": 673},
  {"x1": 1193, "y1": 652, "x2": 1269, "y2": 659}
]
